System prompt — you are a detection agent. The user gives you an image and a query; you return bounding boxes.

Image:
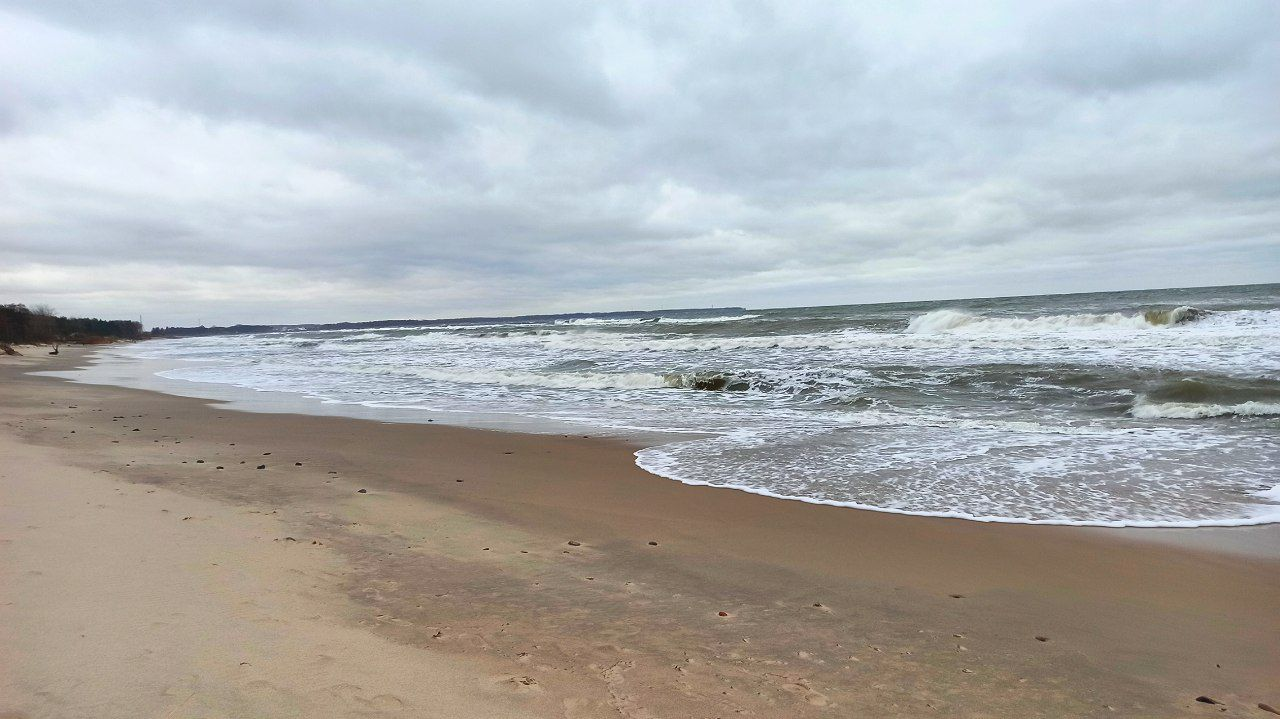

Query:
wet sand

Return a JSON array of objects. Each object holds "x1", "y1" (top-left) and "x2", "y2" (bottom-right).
[{"x1": 3, "y1": 347, "x2": 1278, "y2": 718}]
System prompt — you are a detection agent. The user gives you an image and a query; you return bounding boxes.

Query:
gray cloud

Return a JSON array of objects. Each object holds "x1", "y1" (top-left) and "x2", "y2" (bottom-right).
[{"x1": 1, "y1": 0, "x2": 1277, "y2": 325}]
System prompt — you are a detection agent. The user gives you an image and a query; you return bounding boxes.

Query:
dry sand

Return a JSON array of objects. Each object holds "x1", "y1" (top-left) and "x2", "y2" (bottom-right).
[{"x1": 2, "y1": 347, "x2": 1277, "y2": 718}]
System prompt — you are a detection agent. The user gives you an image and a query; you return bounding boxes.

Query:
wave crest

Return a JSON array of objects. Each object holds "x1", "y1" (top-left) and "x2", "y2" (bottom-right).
[
  {"x1": 1130, "y1": 400, "x2": 1280, "y2": 419},
  {"x1": 906, "y1": 306, "x2": 1209, "y2": 334}
]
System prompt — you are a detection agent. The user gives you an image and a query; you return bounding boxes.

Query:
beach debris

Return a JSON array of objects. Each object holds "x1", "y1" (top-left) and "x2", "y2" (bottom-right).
[
  {"x1": 1259, "y1": 703, "x2": 1280, "y2": 715},
  {"x1": 263, "y1": 452, "x2": 271, "y2": 455},
  {"x1": 295, "y1": 462, "x2": 302, "y2": 466},
  {"x1": 949, "y1": 594, "x2": 965, "y2": 599},
  {"x1": 216, "y1": 466, "x2": 224, "y2": 470},
  {"x1": 813, "y1": 602, "x2": 824, "y2": 608},
  {"x1": 181, "y1": 516, "x2": 192, "y2": 521},
  {"x1": 283, "y1": 537, "x2": 297, "y2": 542},
  {"x1": 1035, "y1": 636, "x2": 1050, "y2": 642},
  {"x1": 256, "y1": 464, "x2": 266, "y2": 469},
  {"x1": 1195, "y1": 696, "x2": 1222, "y2": 705},
  {"x1": 717, "y1": 611, "x2": 729, "y2": 617},
  {"x1": 0, "y1": 343, "x2": 20, "y2": 355},
  {"x1": 196, "y1": 459, "x2": 204, "y2": 463},
  {"x1": 131, "y1": 428, "x2": 140, "y2": 432},
  {"x1": 648, "y1": 541, "x2": 659, "y2": 546},
  {"x1": 357, "y1": 488, "x2": 368, "y2": 493},
  {"x1": 567, "y1": 540, "x2": 581, "y2": 546}
]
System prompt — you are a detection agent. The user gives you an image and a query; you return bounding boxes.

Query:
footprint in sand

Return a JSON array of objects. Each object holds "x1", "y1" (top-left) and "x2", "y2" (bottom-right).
[{"x1": 781, "y1": 678, "x2": 830, "y2": 707}]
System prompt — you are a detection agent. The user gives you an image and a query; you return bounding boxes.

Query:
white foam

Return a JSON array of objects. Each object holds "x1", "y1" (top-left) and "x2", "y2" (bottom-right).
[
  {"x1": 1130, "y1": 400, "x2": 1280, "y2": 419},
  {"x1": 404, "y1": 367, "x2": 674, "y2": 390},
  {"x1": 908, "y1": 309, "x2": 1158, "y2": 334},
  {"x1": 635, "y1": 447, "x2": 1280, "y2": 528}
]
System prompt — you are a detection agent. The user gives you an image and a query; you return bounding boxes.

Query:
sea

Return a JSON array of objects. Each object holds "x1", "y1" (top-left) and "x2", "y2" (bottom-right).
[{"x1": 114, "y1": 283, "x2": 1280, "y2": 528}]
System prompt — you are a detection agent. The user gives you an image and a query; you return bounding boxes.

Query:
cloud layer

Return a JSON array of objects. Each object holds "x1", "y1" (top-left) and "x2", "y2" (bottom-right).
[{"x1": 2, "y1": 1, "x2": 1278, "y2": 325}]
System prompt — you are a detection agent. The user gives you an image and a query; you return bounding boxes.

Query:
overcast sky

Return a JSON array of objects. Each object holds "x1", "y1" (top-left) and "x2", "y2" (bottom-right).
[{"x1": 2, "y1": 1, "x2": 1277, "y2": 326}]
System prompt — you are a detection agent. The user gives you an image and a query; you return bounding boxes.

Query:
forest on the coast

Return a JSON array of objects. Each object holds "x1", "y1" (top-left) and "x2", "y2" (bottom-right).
[{"x1": 0, "y1": 303, "x2": 144, "y2": 345}]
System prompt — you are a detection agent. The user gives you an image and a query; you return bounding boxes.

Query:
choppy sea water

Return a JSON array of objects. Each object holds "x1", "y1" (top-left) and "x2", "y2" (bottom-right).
[{"x1": 122, "y1": 284, "x2": 1280, "y2": 527}]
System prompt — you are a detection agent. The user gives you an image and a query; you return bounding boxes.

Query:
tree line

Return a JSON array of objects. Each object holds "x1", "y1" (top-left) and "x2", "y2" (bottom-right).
[{"x1": 0, "y1": 303, "x2": 144, "y2": 344}]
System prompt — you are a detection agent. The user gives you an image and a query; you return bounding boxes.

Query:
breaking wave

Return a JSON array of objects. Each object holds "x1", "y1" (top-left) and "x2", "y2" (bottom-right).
[
  {"x1": 1129, "y1": 376, "x2": 1280, "y2": 418},
  {"x1": 1130, "y1": 400, "x2": 1280, "y2": 419},
  {"x1": 906, "y1": 306, "x2": 1208, "y2": 334}
]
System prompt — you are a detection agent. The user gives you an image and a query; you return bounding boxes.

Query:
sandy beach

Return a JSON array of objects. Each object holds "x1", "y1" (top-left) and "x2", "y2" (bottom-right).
[{"x1": 2, "y1": 346, "x2": 1278, "y2": 718}]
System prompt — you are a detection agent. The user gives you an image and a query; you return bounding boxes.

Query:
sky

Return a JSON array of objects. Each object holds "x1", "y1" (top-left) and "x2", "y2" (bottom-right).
[{"x1": 1, "y1": 1, "x2": 1278, "y2": 327}]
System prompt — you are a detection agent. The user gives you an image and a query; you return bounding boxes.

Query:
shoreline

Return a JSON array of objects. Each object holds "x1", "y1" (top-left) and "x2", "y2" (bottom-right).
[
  {"x1": 4, "y1": 346, "x2": 1279, "y2": 717},
  {"x1": 52, "y1": 344, "x2": 1280, "y2": 552}
]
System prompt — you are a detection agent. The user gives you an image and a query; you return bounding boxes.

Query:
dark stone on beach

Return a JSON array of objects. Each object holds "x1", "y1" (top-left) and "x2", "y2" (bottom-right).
[
  {"x1": 216, "y1": 466, "x2": 224, "y2": 470},
  {"x1": 648, "y1": 541, "x2": 658, "y2": 546},
  {"x1": 813, "y1": 602, "x2": 824, "y2": 608},
  {"x1": 1035, "y1": 636, "x2": 1049, "y2": 642},
  {"x1": 196, "y1": 460, "x2": 204, "y2": 463},
  {"x1": 1195, "y1": 696, "x2": 1222, "y2": 705},
  {"x1": 567, "y1": 540, "x2": 581, "y2": 546},
  {"x1": 455, "y1": 479, "x2": 463, "y2": 483},
  {"x1": 949, "y1": 594, "x2": 965, "y2": 599},
  {"x1": 263, "y1": 452, "x2": 271, "y2": 455},
  {"x1": 717, "y1": 611, "x2": 729, "y2": 617},
  {"x1": 357, "y1": 488, "x2": 367, "y2": 493},
  {"x1": 132, "y1": 428, "x2": 140, "y2": 432},
  {"x1": 256, "y1": 464, "x2": 266, "y2": 470},
  {"x1": 295, "y1": 462, "x2": 302, "y2": 466},
  {"x1": 1258, "y1": 703, "x2": 1280, "y2": 715}
]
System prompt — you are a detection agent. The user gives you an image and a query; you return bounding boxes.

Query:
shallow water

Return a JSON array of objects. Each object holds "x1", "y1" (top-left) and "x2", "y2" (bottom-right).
[{"x1": 117, "y1": 284, "x2": 1280, "y2": 527}]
